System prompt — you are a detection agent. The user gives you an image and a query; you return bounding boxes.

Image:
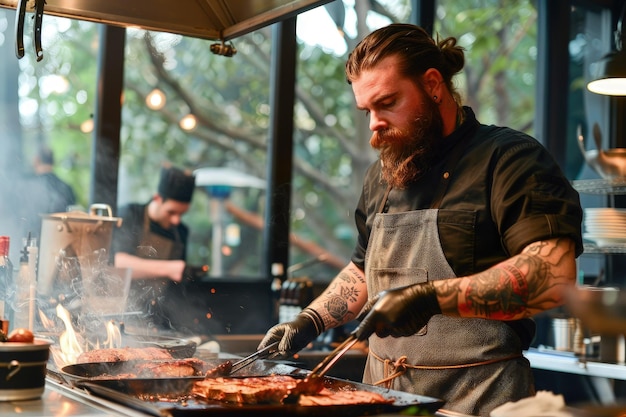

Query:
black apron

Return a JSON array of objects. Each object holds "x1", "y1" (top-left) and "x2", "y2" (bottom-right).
[
  {"x1": 127, "y1": 208, "x2": 184, "y2": 328},
  {"x1": 362, "y1": 142, "x2": 535, "y2": 416}
]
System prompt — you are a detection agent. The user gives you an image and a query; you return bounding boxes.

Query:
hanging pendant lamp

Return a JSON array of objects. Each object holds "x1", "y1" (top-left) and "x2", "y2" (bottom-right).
[{"x1": 587, "y1": 3, "x2": 626, "y2": 96}]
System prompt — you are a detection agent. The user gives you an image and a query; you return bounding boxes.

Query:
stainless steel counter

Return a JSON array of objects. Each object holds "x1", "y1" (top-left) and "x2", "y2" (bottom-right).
[
  {"x1": 0, "y1": 376, "x2": 611, "y2": 417},
  {"x1": 0, "y1": 348, "x2": 618, "y2": 417},
  {"x1": 0, "y1": 379, "x2": 149, "y2": 417}
]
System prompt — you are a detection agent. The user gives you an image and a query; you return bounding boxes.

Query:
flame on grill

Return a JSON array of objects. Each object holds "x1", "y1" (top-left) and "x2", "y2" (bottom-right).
[
  {"x1": 38, "y1": 308, "x2": 56, "y2": 329},
  {"x1": 45, "y1": 304, "x2": 123, "y2": 367},
  {"x1": 56, "y1": 304, "x2": 84, "y2": 365},
  {"x1": 104, "y1": 320, "x2": 122, "y2": 347}
]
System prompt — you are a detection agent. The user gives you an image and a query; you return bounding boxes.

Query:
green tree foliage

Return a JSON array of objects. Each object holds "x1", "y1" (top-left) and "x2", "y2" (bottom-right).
[
  {"x1": 14, "y1": 18, "x2": 99, "y2": 208},
  {"x1": 436, "y1": 0, "x2": 537, "y2": 132},
  {"x1": 14, "y1": 0, "x2": 538, "y2": 278}
]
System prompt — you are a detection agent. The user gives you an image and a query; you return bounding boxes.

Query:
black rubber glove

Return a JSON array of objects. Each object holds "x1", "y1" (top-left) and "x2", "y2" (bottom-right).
[
  {"x1": 257, "y1": 308, "x2": 324, "y2": 356},
  {"x1": 354, "y1": 282, "x2": 441, "y2": 341},
  {"x1": 355, "y1": 294, "x2": 380, "y2": 322}
]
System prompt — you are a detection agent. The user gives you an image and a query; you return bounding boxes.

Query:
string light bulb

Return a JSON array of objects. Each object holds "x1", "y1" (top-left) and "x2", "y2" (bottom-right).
[
  {"x1": 179, "y1": 114, "x2": 197, "y2": 131},
  {"x1": 146, "y1": 88, "x2": 166, "y2": 110},
  {"x1": 80, "y1": 118, "x2": 93, "y2": 133}
]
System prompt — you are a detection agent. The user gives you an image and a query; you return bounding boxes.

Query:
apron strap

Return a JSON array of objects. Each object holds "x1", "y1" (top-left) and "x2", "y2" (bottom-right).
[
  {"x1": 377, "y1": 184, "x2": 393, "y2": 214},
  {"x1": 142, "y1": 208, "x2": 151, "y2": 237},
  {"x1": 369, "y1": 349, "x2": 523, "y2": 388}
]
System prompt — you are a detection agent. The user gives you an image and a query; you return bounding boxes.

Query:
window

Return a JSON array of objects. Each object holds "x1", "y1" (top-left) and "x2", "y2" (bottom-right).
[
  {"x1": 569, "y1": 4, "x2": 618, "y2": 285},
  {"x1": 288, "y1": 1, "x2": 414, "y2": 282},
  {"x1": 0, "y1": 12, "x2": 98, "y2": 260},
  {"x1": 119, "y1": 29, "x2": 272, "y2": 278},
  {"x1": 286, "y1": 0, "x2": 541, "y2": 282},
  {"x1": 435, "y1": 0, "x2": 538, "y2": 134}
]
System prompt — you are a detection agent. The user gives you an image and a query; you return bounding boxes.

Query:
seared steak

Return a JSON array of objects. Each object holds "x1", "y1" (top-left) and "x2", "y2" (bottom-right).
[
  {"x1": 132, "y1": 358, "x2": 207, "y2": 378},
  {"x1": 76, "y1": 347, "x2": 173, "y2": 363},
  {"x1": 87, "y1": 358, "x2": 209, "y2": 379},
  {"x1": 193, "y1": 375, "x2": 297, "y2": 404},
  {"x1": 192, "y1": 375, "x2": 393, "y2": 406}
]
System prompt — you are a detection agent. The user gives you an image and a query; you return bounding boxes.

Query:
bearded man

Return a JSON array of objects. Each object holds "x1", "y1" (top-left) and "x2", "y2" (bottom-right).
[{"x1": 258, "y1": 24, "x2": 583, "y2": 417}]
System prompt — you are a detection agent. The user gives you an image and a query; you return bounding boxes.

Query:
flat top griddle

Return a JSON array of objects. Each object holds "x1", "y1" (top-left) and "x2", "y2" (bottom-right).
[
  {"x1": 67, "y1": 359, "x2": 443, "y2": 416},
  {"x1": 77, "y1": 376, "x2": 443, "y2": 417},
  {"x1": 60, "y1": 358, "x2": 302, "y2": 383}
]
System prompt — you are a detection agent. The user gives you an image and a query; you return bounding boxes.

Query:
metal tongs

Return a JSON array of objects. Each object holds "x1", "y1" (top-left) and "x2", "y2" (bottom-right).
[
  {"x1": 229, "y1": 341, "x2": 280, "y2": 375},
  {"x1": 284, "y1": 332, "x2": 359, "y2": 403},
  {"x1": 283, "y1": 297, "x2": 379, "y2": 402},
  {"x1": 204, "y1": 341, "x2": 280, "y2": 377}
]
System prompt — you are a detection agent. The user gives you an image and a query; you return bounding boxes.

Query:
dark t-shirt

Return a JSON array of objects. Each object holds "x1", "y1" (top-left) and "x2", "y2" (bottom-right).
[
  {"x1": 111, "y1": 202, "x2": 189, "y2": 328},
  {"x1": 111, "y1": 202, "x2": 189, "y2": 261},
  {"x1": 351, "y1": 107, "x2": 583, "y2": 275},
  {"x1": 21, "y1": 172, "x2": 76, "y2": 238},
  {"x1": 38, "y1": 173, "x2": 76, "y2": 213}
]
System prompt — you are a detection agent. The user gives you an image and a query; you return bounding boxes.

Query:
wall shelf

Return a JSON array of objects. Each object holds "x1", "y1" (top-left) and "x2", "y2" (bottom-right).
[
  {"x1": 572, "y1": 178, "x2": 626, "y2": 195},
  {"x1": 574, "y1": 180, "x2": 626, "y2": 254},
  {"x1": 525, "y1": 348, "x2": 626, "y2": 381},
  {"x1": 583, "y1": 243, "x2": 626, "y2": 254}
]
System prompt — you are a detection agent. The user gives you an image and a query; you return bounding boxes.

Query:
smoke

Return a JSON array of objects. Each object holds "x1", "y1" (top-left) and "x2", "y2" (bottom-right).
[{"x1": 0, "y1": 171, "x2": 29, "y2": 262}]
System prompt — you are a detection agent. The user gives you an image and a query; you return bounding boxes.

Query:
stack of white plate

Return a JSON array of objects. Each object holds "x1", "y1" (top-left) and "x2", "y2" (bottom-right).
[{"x1": 583, "y1": 208, "x2": 626, "y2": 247}]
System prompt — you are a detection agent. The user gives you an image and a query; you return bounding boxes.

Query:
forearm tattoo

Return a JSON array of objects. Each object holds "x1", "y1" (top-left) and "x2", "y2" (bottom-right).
[
  {"x1": 460, "y1": 262, "x2": 530, "y2": 318},
  {"x1": 448, "y1": 238, "x2": 576, "y2": 320},
  {"x1": 316, "y1": 266, "x2": 366, "y2": 328}
]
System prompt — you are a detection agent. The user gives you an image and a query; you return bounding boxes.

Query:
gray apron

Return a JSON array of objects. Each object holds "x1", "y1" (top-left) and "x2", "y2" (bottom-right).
[
  {"x1": 128, "y1": 208, "x2": 184, "y2": 328},
  {"x1": 138, "y1": 208, "x2": 185, "y2": 260},
  {"x1": 362, "y1": 189, "x2": 535, "y2": 416}
]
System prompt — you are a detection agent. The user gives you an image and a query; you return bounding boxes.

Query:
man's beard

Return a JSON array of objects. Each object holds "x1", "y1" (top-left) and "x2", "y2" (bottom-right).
[{"x1": 370, "y1": 99, "x2": 443, "y2": 189}]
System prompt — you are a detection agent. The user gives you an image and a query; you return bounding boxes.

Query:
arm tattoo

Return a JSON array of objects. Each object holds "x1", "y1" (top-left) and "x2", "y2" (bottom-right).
[
  {"x1": 322, "y1": 284, "x2": 361, "y2": 322},
  {"x1": 324, "y1": 294, "x2": 350, "y2": 321},
  {"x1": 338, "y1": 266, "x2": 366, "y2": 284},
  {"x1": 460, "y1": 263, "x2": 529, "y2": 319},
  {"x1": 317, "y1": 269, "x2": 362, "y2": 326},
  {"x1": 454, "y1": 238, "x2": 575, "y2": 320}
]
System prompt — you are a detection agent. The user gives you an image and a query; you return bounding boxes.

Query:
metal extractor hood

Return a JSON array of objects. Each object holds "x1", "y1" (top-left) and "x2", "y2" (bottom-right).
[{"x1": 0, "y1": 0, "x2": 332, "y2": 41}]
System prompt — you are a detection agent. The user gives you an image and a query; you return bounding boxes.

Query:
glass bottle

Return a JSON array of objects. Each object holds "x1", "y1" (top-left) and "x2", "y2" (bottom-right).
[
  {"x1": 13, "y1": 238, "x2": 30, "y2": 330},
  {"x1": 0, "y1": 236, "x2": 14, "y2": 332}
]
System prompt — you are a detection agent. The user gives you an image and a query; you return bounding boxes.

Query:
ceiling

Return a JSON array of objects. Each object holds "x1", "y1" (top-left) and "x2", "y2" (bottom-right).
[{"x1": 0, "y1": 0, "x2": 332, "y2": 40}]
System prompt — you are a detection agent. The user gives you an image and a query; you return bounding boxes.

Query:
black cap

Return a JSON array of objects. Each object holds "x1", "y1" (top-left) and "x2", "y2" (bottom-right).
[{"x1": 157, "y1": 165, "x2": 195, "y2": 203}]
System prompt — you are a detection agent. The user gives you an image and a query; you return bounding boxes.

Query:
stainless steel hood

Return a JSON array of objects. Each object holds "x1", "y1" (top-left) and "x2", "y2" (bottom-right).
[{"x1": 0, "y1": 0, "x2": 332, "y2": 41}]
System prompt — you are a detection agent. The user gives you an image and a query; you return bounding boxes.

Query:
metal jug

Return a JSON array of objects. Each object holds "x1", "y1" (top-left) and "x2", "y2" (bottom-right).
[
  {"x1": 37, "y1": 204, "x2": 122, "y2": 296},
  {"x1": 578, "y1": 123, "x2": 626, "y2": 179}
]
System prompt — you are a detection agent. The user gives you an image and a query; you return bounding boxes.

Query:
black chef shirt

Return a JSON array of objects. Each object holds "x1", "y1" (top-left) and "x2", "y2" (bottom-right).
[
  {"x1": 111, "y1": 202, "x2": 189, "y2": 261},
  {"x1": 351, "y1": 107, "x2": 583, "y2": 277}
]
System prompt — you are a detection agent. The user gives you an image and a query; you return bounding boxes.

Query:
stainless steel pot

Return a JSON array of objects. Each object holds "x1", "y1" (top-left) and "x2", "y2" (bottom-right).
[
  {"x1": 564, "y1": 285, "x2": 626, "y2": 335},
  {"x1": 38, "y1": 204, "x2": 122, "y2": 296},
  {"x1": 578, "y1": 123, "x2": 626, "y2": 179}
]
